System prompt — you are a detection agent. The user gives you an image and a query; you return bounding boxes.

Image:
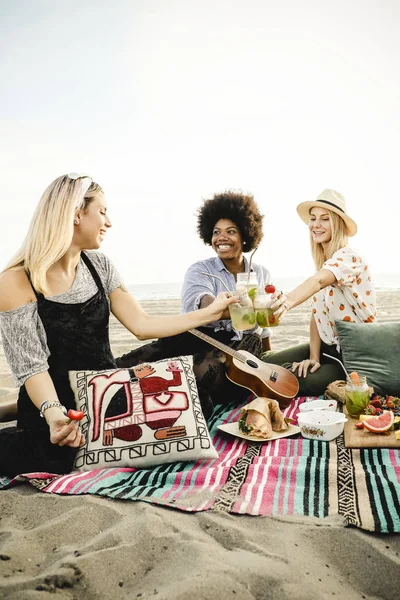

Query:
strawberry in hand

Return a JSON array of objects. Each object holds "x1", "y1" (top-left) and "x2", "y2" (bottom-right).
[{"x1": 66, "y1": 409, "x2": 85, "y2": 423}]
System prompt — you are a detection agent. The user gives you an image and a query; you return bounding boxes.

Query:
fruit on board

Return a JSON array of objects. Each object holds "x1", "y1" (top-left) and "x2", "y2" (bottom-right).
[
  {"x1": 369, "y1": 399, "x2": 383, "y2": 409},
  {"x1": 391, "y1": 416, "x2": 400, "y2": 431},
  {"x1": 359, "y1": 414, "x2": 375, "y2": 422},
  {"x1": 363, "y1": 410, "x2": 394, "y2": 433},
  {"x1": 354, "y1": 421, "x2": 364, "y2": 429},
  {"x1": 365, "y1": 394, "x2": 400, "y2": 416},
  {"x1": 350, "y1": 371, "x2": 360, "y2": 385}
]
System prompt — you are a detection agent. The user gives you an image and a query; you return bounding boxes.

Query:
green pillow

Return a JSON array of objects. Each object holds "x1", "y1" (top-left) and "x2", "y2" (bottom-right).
[{"x1": 336, "y1": 320, "x2": 400, "y2": 396}]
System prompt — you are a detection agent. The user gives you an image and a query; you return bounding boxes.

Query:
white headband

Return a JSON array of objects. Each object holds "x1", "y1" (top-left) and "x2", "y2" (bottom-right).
[{"x1": 67, "y1": 173, "x2": 93, "y2": 208}]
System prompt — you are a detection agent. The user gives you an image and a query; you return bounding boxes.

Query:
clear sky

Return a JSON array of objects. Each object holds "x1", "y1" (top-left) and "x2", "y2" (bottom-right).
[{"x1": 1, "y1": 0, "x2": 399, "y2": 287}]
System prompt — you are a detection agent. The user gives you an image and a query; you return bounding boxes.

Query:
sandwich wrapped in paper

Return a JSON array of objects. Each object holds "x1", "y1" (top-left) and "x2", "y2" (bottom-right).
[
  {"x1": 238, "y1": 397, "x2": 288, "y2": 439},
  {"x1": 268, "y1": 398, "x2": 288, "y2": 432}
]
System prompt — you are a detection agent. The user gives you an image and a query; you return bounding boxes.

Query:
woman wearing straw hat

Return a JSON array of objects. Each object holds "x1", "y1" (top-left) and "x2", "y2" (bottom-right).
[{"x1": 262, "y1": 189, "x2": 377, "y2": 396}]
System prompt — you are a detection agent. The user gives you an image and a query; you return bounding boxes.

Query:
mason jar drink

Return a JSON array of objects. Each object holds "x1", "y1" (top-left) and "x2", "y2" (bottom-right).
[
  {"x1": 236, "y1": 272, "x2": 259, "y2": 302},
  {"x1": 254, "y1": 288, "x2": 280, "y2": 327},
  {"x1": 345, "y1": 375, "x2": 370, "y2": 418},
  {"x1": 266, "y1": 289, "x2": 280, "y2": 327},
  {"x1": 253, "y1": 288, "x2": 269, "y2": 327},
  {"x1": 229, "y1": 284, "x2": 256, "y2": 331}
]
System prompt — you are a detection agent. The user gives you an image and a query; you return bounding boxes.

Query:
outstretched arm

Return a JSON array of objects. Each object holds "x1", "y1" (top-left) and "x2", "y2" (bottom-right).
[
  {"x1": 273, "y1": 269, "x2": 336, "y2": 317},
  {"x1": 110, "y1": 287, "x2": 238, "y2": 340},
  {"x1": 198, "y1": 294, "x2": 230, "y2": 319}
]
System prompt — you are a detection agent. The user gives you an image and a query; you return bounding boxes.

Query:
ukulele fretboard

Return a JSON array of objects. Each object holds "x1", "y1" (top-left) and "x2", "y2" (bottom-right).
[{"x1": 188, "y1": 329, "x2": 246, "y2": 363}]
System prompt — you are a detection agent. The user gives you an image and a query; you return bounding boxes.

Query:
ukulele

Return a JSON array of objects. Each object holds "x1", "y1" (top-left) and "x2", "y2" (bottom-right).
[{"x1": 189, "y1": 329, "x2": 299, "y2": 409}]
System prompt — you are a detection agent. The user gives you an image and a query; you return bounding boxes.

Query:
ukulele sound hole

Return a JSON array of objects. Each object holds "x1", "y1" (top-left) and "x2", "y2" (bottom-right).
[
  {"x1": 269, "y1": 371, "x2": 278, "y2": 382},
  {"x1": 246, "y1": 359, "x2": 258, "y2": 369}
]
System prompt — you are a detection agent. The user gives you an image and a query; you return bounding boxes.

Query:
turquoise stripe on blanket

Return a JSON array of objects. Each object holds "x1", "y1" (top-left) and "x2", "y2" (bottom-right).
[{"x1": 361, "y1": 448, "x2": 400, "y2": 534}]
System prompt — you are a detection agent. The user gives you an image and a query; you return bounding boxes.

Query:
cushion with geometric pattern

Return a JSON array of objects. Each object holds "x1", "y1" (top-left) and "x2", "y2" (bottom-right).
[{"x1": 68, "y1": 355, "x2": 217, "y2": 471}]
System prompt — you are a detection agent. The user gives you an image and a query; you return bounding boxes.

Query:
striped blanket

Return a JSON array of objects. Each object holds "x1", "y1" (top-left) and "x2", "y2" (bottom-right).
[{"x1": 1, "y1": 397, "x2": 399, "y2": 533}]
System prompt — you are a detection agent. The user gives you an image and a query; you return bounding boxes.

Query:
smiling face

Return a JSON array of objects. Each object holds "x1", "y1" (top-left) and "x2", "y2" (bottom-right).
[
  {"x1": 74, "y1": 193, "x2": 112, "y2": 249},
  {"x1": 308, "y1": 207, "x2": 332, "y2": 245},
  {"x1": 211, "y1": 218, "x2": 243, "y2": 260}
]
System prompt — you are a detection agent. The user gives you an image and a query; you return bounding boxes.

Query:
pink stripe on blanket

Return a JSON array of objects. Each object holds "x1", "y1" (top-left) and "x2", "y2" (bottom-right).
[{"x1": 45, "y1": 467, "x2": 134, "y2": 494}]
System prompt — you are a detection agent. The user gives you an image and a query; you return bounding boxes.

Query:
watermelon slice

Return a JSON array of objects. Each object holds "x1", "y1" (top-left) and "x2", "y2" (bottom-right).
[{"x1": 363, "y1": 410, "x2": 394, "y2": 433}]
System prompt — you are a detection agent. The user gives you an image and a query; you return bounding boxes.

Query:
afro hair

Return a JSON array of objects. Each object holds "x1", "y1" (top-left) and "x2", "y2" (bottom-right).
[{"x1": 197, "y1": 190, "x2": 264, "y2": 251}]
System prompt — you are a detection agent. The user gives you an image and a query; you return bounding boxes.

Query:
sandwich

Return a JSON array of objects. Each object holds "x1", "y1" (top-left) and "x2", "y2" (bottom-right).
[{"x1": 237, "y1": 397, "x2": 289, "y2": 439}]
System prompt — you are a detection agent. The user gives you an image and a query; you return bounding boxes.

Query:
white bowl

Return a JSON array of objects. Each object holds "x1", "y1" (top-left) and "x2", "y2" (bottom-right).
[
  {"x1": 299, "y1": 399, "x2": 337, "y2": 413},
  {"x1": 297, "y1": 410, "x2": 347, "y2": 441}
]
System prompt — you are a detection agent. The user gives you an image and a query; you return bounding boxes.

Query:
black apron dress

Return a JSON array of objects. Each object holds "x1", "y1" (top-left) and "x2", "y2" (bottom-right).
[{"x1": 0, "y1": 253, "x2": 116, "y2": 478}]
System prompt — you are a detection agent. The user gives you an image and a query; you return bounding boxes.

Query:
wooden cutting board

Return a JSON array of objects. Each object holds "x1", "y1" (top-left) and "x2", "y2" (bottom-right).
[{"x1": 344, "y1": 407, "x2": 400, "y2": 448}]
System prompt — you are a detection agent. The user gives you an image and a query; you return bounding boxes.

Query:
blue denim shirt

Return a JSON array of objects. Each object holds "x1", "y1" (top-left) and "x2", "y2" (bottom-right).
[{"x1": 180, "y1": 256, "x2": 271, "y2": 341}]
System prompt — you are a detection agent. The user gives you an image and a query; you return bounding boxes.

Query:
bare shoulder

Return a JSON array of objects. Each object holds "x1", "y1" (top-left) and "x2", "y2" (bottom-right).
[{"x1": 0, "y1": 269, "x2": 36, "y2": 311}]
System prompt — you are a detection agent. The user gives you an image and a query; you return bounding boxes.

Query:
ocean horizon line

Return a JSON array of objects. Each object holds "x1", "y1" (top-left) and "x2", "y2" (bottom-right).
[{"x1": 128, "y1": 272, "x2": 400, "y2": 300}]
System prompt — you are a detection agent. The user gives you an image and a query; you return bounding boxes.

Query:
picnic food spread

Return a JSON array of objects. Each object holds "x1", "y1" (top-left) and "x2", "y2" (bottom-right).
[
  {"x1": 344, "y1": 373, "x2": 400, "y2": 446},
  {"x1": 354, "y1": 405, "x2": 400, "y2": 433}
]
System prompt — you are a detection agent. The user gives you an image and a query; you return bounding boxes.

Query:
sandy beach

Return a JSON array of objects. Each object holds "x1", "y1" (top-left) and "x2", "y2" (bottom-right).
[{"x1": 1, "y1": 291, "x2": 399, "y2": 598}]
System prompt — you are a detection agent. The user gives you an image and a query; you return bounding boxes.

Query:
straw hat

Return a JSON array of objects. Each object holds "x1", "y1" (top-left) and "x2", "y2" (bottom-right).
[{"x1": 296, "y1": 189, "x2": 357, "y2": 237}]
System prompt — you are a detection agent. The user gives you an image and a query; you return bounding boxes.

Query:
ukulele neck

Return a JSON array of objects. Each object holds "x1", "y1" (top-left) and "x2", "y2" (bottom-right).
[{"x1": 188, "y1": 329, "x2": 246, "y2": 363}]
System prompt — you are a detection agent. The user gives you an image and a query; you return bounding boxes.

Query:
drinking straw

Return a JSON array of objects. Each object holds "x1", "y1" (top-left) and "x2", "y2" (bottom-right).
[
  {"x1": 322, "y1": 353, "x2": 350, "y2": 380},
  {"x1": 246, "y1": 247, "x2": 258, "y2": 284},
  {"x1": 201, "y1": 272, "x2": 234, "y2": 296}
]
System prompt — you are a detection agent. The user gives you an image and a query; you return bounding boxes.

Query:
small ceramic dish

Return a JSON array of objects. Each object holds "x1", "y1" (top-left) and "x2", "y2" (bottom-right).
[
  {"x1": 297, "y1": 410, "x2": 347, "y2": 441},
  {"x1": 299, "y1": 399, "x2": 337, "y2": 413}
]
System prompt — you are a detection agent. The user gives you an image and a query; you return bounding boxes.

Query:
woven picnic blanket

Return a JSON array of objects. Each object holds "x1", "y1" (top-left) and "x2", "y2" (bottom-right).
[{"x1": 1, "y1": 397, "x2": 399, "y2": 533}]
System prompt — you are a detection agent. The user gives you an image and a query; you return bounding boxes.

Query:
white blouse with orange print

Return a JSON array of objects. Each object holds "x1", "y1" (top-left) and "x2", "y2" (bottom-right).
[{"x1": 311, "y1": 246, "x2": 377, "y2": 351}]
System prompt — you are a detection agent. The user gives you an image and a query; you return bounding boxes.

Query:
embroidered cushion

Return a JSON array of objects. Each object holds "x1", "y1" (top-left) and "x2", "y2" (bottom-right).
[
  {"x1": 68, "y1": 356, "x2": 217, "y2": 471},
  {"x1": 336, "y1": 320, "x2": 400, "y2": 395}
]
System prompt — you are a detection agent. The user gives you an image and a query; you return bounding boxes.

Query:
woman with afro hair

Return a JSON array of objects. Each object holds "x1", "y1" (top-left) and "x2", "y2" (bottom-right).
[
  {"x1": 116, "y1": 191, "x2": 272, "y2": 411},
  {"x1": 181, "y1": 190, "x2": 271, "y2": 353}
]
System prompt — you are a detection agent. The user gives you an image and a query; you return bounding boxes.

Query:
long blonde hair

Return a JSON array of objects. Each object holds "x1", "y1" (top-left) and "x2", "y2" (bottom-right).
[
  {"x1": 310, "y1": 209, "x2": 349, "y2": 270},
  {"x1": 3, "y1": 175, "x2": 103, "y2": 294}
]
